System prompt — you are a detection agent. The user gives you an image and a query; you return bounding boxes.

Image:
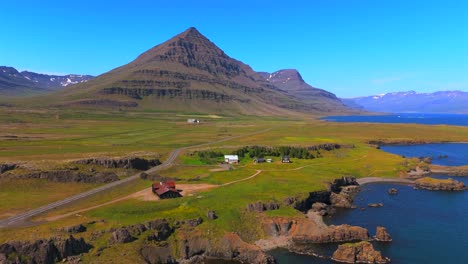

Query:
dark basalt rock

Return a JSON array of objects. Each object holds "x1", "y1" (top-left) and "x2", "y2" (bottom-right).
[
  {"x1": 0, "y1": 163, "x2": 16, "y2": 174},
  {"x1": 110, "y1": 228, "x2": 136, "y2": 244},
  {"x1": 179, "y1": 232, "x2": 276, "y2": 264},
  {"x1": 0, "y1": 236, "x2": 91, "y2": 264},
  {"x1": 294, "y1": 176, "x2": 360, "y2": 212},
  {"x1": 62, "y1": 224, "x2": 87, "y2": 234},
  {"x1": 329, "y1": 176, "x2": 359, "y2": 193},
  {"x1": 207, "y1": 210, "x2": 218, "y2": 220},
  {"x1": 76, "y1": 157, "x2": 161, "y2": 170},
  {"x1": 247, "y1": 201, "x2": 280, "y2": 212},
  {"x1": 185, "y1": 218, "x2": 203, "y2": 227},
  {"x1": 293, "y1": 191, "x2": 331, "y2": 212},
  {"x1": 145, "y1": 219, "x2": 173, "y2": 241}
]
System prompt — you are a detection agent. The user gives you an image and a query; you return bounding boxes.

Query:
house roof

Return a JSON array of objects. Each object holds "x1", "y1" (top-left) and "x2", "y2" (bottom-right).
[
  {"x1": 224, "y1": 155, "x2": 239, "y2": 160},
  {"x1": 153, "y1": 181, "x2": 181, "y2": 196}
]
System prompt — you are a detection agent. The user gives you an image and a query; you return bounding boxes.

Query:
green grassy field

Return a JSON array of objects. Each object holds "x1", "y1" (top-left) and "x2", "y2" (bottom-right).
[{"x1": 1, "y1": 106, "x2": 467, "y2": 259}]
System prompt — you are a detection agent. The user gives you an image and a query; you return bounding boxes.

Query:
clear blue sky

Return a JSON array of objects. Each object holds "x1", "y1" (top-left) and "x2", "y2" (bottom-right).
[{"x1": 1, "y1": 0, "x2": 466, "y2": 97}]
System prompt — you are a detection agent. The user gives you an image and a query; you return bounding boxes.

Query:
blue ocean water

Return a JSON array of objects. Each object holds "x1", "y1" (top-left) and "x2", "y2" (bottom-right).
[
  {"x1": 381, "y1": 143, "x2": 468, "y2": 166},
  {"x1": 322, "y1": 113, "x2": 468, "y2": 126},
  {"x1": 270, "y1": 142, "x2": 468, "y2": 264}
]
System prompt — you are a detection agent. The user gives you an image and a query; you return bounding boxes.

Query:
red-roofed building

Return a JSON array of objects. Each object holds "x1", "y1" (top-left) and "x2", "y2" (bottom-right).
[{"x1": 152, "y1": 180, "x2": 182, "y2": 199}]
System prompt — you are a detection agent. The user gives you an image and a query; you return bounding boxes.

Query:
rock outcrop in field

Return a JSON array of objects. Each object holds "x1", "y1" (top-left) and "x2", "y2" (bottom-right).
[
  {"x1": 75, "y1": 157, "x2": 161, "y2": 170},
  {"x1": 0, "y1": 236, "x2": 91, "y2": 264}
]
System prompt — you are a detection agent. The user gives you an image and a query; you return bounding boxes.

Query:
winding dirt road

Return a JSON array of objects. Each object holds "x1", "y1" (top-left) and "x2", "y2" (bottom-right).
[{"x1": 0, "y1": 127, "x2": 273, "y2": 229}]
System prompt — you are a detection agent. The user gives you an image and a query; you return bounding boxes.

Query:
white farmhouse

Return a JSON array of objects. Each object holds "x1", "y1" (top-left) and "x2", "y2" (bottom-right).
[
  {"x1": 224, "y1": 155, "x2": 239, "y2": 164},
  {"x1": 187, "y1": 118, "x2": 200, "y2": 123}
]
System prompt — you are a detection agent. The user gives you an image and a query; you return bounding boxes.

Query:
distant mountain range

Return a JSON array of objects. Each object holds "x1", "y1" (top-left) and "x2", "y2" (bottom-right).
[
  {"x1": 258, "y1": 69, "x2": 345, "y2": 112},
  {"x1": 0, "y1": 66, "x2": 94, "y2": 96},
  {"x1": 45, "y1": 27, "x2": 348, "y2": 115},
  {"x1": 343, "y1": 91, "x2": 468, "y2": 114}
]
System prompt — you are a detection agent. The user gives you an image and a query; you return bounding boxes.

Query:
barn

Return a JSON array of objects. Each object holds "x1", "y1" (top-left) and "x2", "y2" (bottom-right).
[{"x1": 152, "y1": 180, "x2": 182, "y2": 199}]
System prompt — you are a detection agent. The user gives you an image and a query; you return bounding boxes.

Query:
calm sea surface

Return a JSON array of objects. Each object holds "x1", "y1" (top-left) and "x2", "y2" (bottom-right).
[
  {"x1": 322, "y1": 113, "x2": 468, "y2": 126},
  {"x1": 271, "y1": 117, "x2": 468, "y2": 263}
]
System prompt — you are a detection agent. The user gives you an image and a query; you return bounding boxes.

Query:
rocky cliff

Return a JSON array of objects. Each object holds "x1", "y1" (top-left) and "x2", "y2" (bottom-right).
[
  {"x1": 75, "y1": 157, "x2": 161, "y2": 170},
  {"x1": 0, "y1": 236, "x2": 92, "y2": 264},
  {"x1": 262, "y1": 217, "x2": 370, "y2": 244},
  {"x1": 374, "y1": 227, "x2": 392, "y2": 242},
  {"x1": 331, "y1": 241, "x2": 390, "y2": 264}
]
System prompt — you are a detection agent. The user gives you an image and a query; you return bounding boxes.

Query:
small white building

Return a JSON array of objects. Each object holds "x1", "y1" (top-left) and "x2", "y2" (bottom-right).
[
  {"x1": 187, "y1": 118, "x2": 200, "y2": 124},
  {"x1": 224, "y1": 155, "x2": 239, "y2": 164}
]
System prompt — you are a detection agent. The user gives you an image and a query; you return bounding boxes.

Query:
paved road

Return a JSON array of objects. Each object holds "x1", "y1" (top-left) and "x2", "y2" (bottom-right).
[{"x1": 0, "y1": 127, "x2": 272, "y2": 229}]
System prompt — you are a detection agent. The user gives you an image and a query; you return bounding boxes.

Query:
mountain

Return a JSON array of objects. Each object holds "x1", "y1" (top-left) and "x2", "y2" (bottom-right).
[
  {"x1": 258, "y1": 69, "x2": 347, "y2": 112},
  {"x1": 344, "y1": 91, "x2": 468, "y2": 113},
  {"x1": 0, "y1": 66, "x2": 93, "y2": 96},
  {"x1": 53, "y1": 27, "x2": 349, "y2": 115}
]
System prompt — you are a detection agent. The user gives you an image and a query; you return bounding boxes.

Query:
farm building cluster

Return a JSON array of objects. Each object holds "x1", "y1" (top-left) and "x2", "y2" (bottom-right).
[
  {"x1": 151, "y1": 154, "x2": 292, "y2": 200},
  {"x1": 152, "y1": 180, "x2": 182, "y2": 199},
  {"x1": 224, "y1": 154, "x2": 291, "y2": 164}
]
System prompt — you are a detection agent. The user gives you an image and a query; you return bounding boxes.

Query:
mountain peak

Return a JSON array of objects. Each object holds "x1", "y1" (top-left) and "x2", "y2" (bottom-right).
[
  {"x1": 263, "y1": 69, "x2": 305, "y2": 84},
  {"x1": 259, "y1": 68, "x2": 341, "y2": 104},
  {"x1": 127, "y1": 27, "x2": 254, "y2": 80},
  {"x1": 131, "y1": 27, "x2": 232, "y2": 71},
  {"x1": 179, "y1": 27, "x2": 203, "y2": 38}
]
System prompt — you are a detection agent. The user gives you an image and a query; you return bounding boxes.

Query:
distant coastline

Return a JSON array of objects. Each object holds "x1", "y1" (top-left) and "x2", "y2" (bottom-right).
[{"x1": 321, "y1": 113, "x2": 468, "y2": 127}]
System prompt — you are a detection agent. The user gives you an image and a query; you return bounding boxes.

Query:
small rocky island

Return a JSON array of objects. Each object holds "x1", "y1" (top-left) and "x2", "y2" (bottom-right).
[
  {"x1": 414, "y1": 177, "x2": 466, "y2": 191},
  {"x1": 332, "y1": 241, "x2": 390, "y2": 264}
]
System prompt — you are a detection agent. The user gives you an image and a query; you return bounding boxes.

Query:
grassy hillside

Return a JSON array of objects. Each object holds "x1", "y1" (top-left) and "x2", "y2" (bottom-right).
[{"x1": 0, "y1": 105, "x2": 467, "y2": 262}]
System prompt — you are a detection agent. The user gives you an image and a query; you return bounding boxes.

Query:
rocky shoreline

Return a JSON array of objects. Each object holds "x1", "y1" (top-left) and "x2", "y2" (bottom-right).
[
  {"x1": 2, "y1": 175, "x2": 465, "y2": 263},
  {"x1": 414, "y1": 177, "x2": 466, "y2": 191},
  {"x1": 257, "y1": 174, "x2": 467, "y2": 262},
  {"x1": 254, "y1": 176, "x2": 396, "y2": 263}
]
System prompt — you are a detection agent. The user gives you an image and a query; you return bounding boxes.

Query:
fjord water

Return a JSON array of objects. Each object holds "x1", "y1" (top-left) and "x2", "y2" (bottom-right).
[
  {"x1": 322, "y1": 113, "x2": 468, "y2": 126},
  {"x1": 270, "y1": 117, "x2": 468, "y2": 263},
  {"x1": 381, "y1": 143, "x2": 468, "y2": 166}
]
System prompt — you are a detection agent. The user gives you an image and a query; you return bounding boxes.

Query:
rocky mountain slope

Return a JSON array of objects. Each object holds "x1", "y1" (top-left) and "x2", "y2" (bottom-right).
[
  {"x1": 258, "y1": 69, "x2": 347, "y2": 112},
  {"x1": 53, "y1": 28, "x2": 350, "y2": 115},
  {"x1": 0, "y1": 66, "x2": 93, "y2": 96},
  {"x1": 344, "y1": 90, "x2": 468, "y2": 113}
]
